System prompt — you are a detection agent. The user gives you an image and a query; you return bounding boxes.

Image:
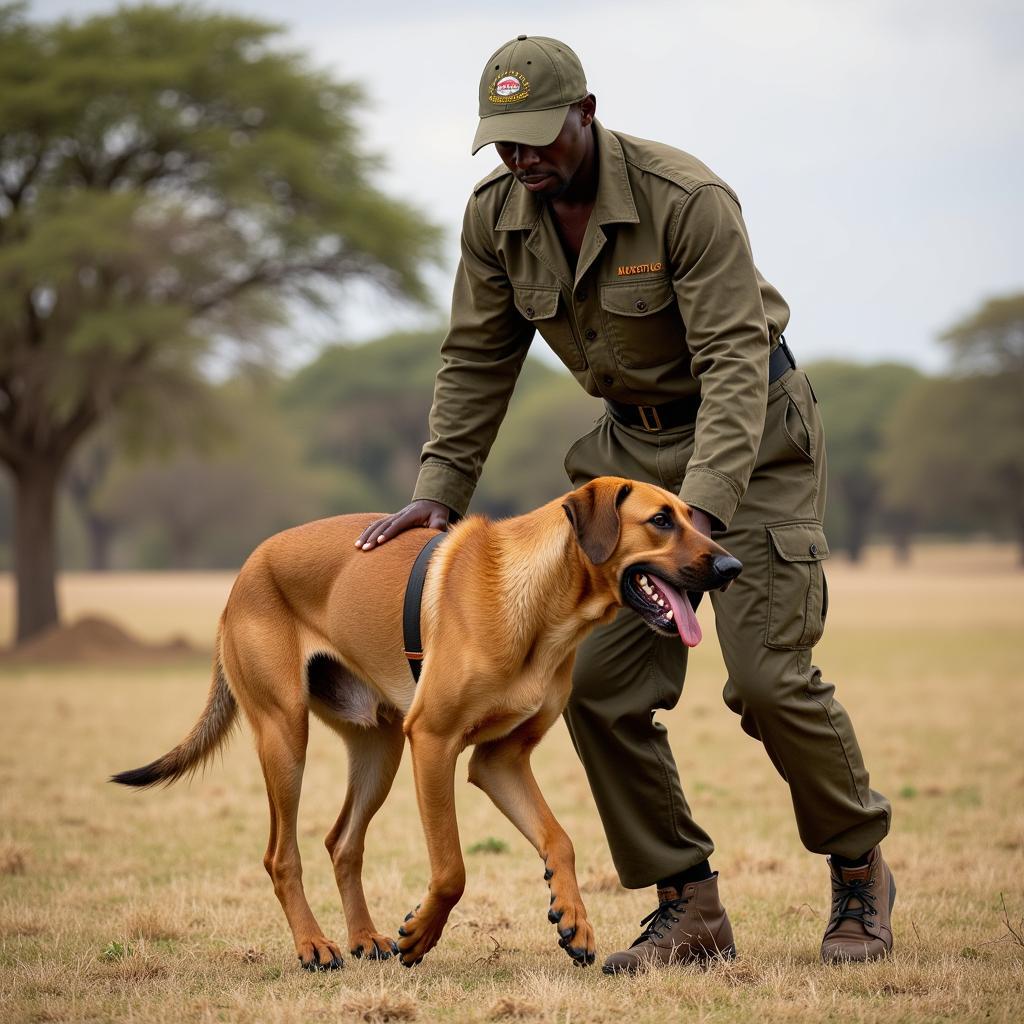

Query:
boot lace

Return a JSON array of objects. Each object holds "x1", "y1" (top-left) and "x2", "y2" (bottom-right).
[
  {"x1": 831, "y1": 875, "x2": 877, "y2": 927},
  {"x1": 631, "y1": 897, "x2": 689, "y2": 947}
]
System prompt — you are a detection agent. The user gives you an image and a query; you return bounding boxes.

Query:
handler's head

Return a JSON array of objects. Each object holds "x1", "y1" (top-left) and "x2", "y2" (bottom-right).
[{"x1": 472, "y1": 35, "x2": 592, "y2": 155}]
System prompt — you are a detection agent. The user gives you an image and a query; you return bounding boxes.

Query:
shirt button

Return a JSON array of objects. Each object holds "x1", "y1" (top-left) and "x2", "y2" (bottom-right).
[
  {"x1": 809, "y1": 543, "x2": 819, "y2": 556},
  {"x1": 584, "y1": 328, "x2": 597, "y2": 341},
  {"x1": 602, "y1": 375, "x2": 614, "y2": 386},
  {"x1": 525, "y1": 306, "x2": 535, "y2": 318},
  {"x1": 634, "y1": 299, "x2": 648, "y2": 312}
]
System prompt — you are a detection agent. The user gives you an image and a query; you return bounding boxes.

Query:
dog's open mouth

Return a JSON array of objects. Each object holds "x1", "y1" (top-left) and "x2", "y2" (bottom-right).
[{"x1": 623, "y1": 569, "x2": 702, "y2": 647}]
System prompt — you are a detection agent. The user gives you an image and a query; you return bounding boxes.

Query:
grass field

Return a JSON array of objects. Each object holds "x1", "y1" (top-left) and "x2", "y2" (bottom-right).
[{"x1": 1, "y1": 545, "x2": 1023, "y2": 1022}]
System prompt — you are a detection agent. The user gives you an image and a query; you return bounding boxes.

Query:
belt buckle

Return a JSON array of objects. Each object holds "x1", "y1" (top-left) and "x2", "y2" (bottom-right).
[{"x1": 638, "y1": 405, "x2": 662, "y2": 432}]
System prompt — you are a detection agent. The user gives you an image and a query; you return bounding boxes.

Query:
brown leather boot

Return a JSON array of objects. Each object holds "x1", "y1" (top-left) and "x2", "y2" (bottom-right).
[
  {"x1": 602, "y1": 873, "x2": 736, "y2": 974},
  {"x1": 821, "y1": 846, "x2": 896, "y2": 962}
]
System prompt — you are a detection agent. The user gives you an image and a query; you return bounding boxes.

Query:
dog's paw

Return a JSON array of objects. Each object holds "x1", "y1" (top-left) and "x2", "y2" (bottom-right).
[
  {"x1": 396, "y1": 901, "x2": 448, "y2": 967},
  {"x1": 297, "y1": 935, "x2": 345, "y2": 971},
  {"x1": 547, "y1": 899, "x2": 597, "y2": 967},
  {"x1": 349, "y1": 929, "x2": 399, "y2": 961}
]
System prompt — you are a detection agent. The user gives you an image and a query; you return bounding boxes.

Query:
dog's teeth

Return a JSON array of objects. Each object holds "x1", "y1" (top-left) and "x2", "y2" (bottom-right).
[
  {"x1": 642, "y1": 585, "x2": 654, "y2": 596},
  {"x1": 657, "y1": 598, "x2": 665, "y2": 607},
  {"x1": 639, "y1": 575, "x2": 648, "y2": 585},
  {"x1": 666, "y1": 610, "x2": 674, "y2": 620}
]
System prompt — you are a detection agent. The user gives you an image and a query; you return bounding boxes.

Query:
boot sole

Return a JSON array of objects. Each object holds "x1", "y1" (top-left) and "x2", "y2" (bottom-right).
[{"x1": 601, "y1": 943, "x2": 737, "y2": 975}]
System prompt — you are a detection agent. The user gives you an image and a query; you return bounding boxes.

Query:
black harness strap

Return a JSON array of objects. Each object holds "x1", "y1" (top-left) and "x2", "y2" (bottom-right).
[{"x1": 402, "y1": 531, "x2": 446, "y2": 683}]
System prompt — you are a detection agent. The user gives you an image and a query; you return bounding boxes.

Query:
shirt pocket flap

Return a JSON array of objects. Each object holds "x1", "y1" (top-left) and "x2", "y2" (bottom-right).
[
  {"x1": 512, "y1": 283, "x2": 561, "y2": 321},
  {"x1": 600, "y1": 277, "x2": 675, "y2": 317},
  {"x1": 767, "y1": 522, "x2": 830, "y2": 563}
]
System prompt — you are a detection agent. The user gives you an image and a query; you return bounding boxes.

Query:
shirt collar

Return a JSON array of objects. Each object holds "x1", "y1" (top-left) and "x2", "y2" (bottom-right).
[{"x1": 494, "y1": 120, "x2": 640, "y2": 231}]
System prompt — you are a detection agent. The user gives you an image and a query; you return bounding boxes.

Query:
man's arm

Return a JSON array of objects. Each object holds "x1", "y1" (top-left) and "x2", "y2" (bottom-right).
[
  {"x1": 668, "y1": 183, "x2": 771, "y2": 531},
  {"x1": 356, "y1": 193, "x2": 533, "y2": 549}
]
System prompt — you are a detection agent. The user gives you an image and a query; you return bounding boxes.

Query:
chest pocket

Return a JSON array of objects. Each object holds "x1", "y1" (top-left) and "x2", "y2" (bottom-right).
[
  {"x1": 512, "y1": 282, "x2": 586, "y2": 371},
  {"x1": 599, "y1": 276, "x2": 682, "y2": 369}
]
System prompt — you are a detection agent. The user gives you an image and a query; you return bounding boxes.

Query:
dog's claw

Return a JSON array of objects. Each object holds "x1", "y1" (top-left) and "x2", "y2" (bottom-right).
[
  {"x1": 350, "y1": 946, "x2": 362, "y2": 960},
  {"x1": 548, "y1": 907, "x2": 563, "y2": 925},
  {"x1": 544, "y1": 867, "x2": 554, "y2": 881},
  {"x1": 559, "y1": 925, "x2": 576, "y2": 941},
  {"x1": 404, "y1": 912, "x2": 415, "y2": 922},
  {"x1": 397, "y1": 926, "x2": 408, "y2": 938},
  {"x1": 389, "y1": 940, "x2": 400, "y2": 955},
  {"x1": 299, "y1": 954, "x2": 343, "y2": 972}
]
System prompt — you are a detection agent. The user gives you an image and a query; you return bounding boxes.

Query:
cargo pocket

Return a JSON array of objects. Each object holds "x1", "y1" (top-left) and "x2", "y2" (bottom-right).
[
  {"x1": 599, "y1": 276, "x2": 681, "y2": 368},
  {"x1": 512, "y1": 282, "x2": 586, "y2": 371},
  {"x1": 765, "y1": 521, "x2": 830, "y2": 650},
  {"x1": 563, "y1": 417, "x2": 607, "y2": 486}
]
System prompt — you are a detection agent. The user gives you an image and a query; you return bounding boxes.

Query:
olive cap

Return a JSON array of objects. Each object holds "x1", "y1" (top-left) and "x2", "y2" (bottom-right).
[{"x1": 472, "y1": 35, "x2": 588, "y2": 155}]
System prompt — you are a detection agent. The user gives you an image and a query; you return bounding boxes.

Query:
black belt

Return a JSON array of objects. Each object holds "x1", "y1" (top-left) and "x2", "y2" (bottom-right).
[
  {"x1": 402, "y1": 531, "x2": 446, "y2": 683},
  {"x1": 604, "y1": 336, "x2": 797, "y2": 433}
]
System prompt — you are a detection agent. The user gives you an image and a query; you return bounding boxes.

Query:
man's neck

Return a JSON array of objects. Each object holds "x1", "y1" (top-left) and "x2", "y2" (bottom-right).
[{"x1": 553, "y1": 125, "x2": 598, "y2": 210}]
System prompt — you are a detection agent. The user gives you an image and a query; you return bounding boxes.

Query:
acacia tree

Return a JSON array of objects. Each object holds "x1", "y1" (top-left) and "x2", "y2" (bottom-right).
[
  {"x1": 880, "y1": 294, "x2": 1024, "y2": 563},
  {"x1": 0, "y1": 4, "x2": 438, "y2": 641},
  {"x1": 807, "y1": 361, "x2": 921, "y2": 561}
]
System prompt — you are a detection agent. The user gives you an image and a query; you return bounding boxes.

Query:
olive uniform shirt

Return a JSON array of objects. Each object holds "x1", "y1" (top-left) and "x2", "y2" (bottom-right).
[{"x1": 412, "y1": 120, "x2": 790, "y2": 529}]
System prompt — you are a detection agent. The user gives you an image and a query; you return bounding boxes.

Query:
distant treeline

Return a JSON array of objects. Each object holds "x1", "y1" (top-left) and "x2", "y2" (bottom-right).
[
  {"x1": 1, "y1": 5, "x2": 1021, "y2": 649},
  {"x1": 1, "y1": 320, "x2": 1020, "y2": 571}
]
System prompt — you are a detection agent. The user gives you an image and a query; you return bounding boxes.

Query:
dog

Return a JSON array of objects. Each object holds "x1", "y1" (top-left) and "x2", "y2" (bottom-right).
[{"x1": 112, "y1": 477, "x2": 742, "y2": 970}]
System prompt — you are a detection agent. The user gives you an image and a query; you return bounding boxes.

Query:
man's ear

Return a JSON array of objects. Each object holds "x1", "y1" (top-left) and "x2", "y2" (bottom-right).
[
  {"x1": 562, "y1": 479, "x2": 631, "y2": 565},
  {"x1": 579, "y1": 93, "x2": 597, "y2": 127}
]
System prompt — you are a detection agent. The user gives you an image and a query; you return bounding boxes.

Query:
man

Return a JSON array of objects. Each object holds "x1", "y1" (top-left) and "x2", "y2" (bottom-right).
[{"x1": 356, "y1": 35, "x2": 894, "y2": 970}]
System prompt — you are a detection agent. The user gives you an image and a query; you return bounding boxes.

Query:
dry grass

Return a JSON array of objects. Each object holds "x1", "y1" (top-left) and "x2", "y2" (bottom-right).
[{"x1": 1, "y1": 546, "x2": 1023, "y2": 1023}]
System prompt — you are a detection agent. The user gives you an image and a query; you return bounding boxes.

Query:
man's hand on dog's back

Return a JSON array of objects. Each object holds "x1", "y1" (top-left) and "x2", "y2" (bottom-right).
[{"x1": 355, "y1": 499, "x2": 451, "y2": 551}]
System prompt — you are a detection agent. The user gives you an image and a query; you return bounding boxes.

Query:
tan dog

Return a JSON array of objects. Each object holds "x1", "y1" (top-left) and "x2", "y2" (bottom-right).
[{"x1": 113, "y1": 477, "x2": 741, "y2": 970}]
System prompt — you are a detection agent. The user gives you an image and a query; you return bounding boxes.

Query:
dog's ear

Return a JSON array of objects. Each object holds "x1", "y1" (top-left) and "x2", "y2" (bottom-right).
[{"x1": 562, "y1": 480, "x2": 632, "y2": 565}]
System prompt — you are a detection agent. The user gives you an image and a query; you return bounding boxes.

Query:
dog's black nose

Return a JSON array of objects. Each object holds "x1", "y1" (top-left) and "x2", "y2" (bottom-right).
[{"x1": 712, "y1": 555, "x2": 743, "y2": 583}]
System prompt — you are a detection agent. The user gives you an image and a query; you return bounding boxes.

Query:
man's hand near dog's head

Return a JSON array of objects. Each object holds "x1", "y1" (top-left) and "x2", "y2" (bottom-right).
[{"x1": 355, "y1": 499, "x2": 451, "y2": 551}]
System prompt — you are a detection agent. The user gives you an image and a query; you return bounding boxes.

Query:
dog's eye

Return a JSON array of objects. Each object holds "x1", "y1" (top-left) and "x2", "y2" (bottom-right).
[{"x1": 649, "y1": 512, "x2": 673, "y2": 530}]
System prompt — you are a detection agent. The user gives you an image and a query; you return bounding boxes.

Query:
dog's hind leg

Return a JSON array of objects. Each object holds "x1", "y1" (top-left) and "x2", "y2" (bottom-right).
[
  {"x1": 252, "y1": 707, "x2": 345, "y2": 971},
  {"x1": 467, "y1": 707, "x2": 597, "y2": 967},
  {"x1": 324, "y1": 713, "x2": 405, "y2": 961}
]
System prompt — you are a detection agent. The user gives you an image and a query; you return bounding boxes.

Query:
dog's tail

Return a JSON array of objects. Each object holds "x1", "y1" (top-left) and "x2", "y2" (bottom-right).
[{"x1": 110, "y1": 620, "x2": 238, "y2": 789}]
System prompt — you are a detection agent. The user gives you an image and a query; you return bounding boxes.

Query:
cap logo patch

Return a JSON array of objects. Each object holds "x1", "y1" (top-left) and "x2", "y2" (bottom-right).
[{"x1": 489, "y1": 70, "x2": 530, "y2": 105}]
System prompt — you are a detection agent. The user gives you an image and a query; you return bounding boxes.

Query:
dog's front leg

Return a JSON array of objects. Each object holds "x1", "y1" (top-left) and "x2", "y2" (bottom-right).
[
  {"x1": 467, "y1": 715, "x2": 597, "y2": 966},
  {"x1": 395, "y1": 724, "x2": 465, "y2": 967}
]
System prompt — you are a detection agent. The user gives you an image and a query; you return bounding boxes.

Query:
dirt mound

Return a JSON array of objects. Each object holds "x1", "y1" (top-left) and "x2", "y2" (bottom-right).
[{"x1": 1, "y1": 615, "x2": 204, "y2": 665}]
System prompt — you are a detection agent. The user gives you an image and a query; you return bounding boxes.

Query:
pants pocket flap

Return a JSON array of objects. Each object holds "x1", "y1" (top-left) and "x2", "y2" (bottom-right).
[{"x1": 767, "y1": 522, "x2": 829, "y2": 563}]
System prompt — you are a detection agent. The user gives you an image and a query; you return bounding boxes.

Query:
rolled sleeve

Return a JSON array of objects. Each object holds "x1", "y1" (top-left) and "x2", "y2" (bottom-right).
[{"x1": 669, "y1": 184, "x2": 770, "y2": 527}]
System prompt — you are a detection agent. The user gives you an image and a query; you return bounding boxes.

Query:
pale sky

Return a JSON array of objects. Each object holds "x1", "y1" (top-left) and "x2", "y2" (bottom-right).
[{"x1": 32, "y1": 1, "x2": 1024, "y2": 369}]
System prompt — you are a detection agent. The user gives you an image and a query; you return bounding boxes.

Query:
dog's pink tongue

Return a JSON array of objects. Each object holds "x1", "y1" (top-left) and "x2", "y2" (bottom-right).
[{"x1": 649, "y1": 574, "x2": 702, "y2": 648}]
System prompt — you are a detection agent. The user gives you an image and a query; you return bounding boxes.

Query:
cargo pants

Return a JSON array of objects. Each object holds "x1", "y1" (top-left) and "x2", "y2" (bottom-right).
[{"x1": 562, "y1": 367, "x2": 891, "y2": 888}]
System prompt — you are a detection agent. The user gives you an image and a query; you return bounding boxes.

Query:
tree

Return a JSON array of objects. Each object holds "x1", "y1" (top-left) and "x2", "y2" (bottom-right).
[
  {"x1": 106, "y1": 377, "x2": 335, "y2": 569},
  {"x1": 807, "y1": 361, "x2": 922, "y2": 561},
  {"x1": 281, "y1": 329, "x2": 447, "y2": 514},
  {"x1": 940, "y1": 293, "x2": 1024, "y2": 374},
  {"x1": 880, "y1": 294, "x2": 1024, "y2": 563},
  {"x1": 0, "y1": 4, "x2": 438, "y2": 641}
]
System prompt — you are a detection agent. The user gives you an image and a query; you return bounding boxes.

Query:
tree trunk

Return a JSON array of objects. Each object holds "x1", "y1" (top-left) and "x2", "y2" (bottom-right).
[
  {"x1": 86, "y1": 515, "x2": 115, "y2": 571},
  {"x1": 13, "y1": 460, "x2": 62, "y2": 644},
  {"x1": 843, "y1": 498, "x2": 872, "y2": 563},
  {"x1": 892, "y1": 529, "x2": 913, "y2": 565}
]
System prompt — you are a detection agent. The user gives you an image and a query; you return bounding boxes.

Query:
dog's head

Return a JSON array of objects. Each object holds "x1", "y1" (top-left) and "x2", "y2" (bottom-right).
[{"x1": 561, "y1": 477, "x2": 742, "y2": 647}]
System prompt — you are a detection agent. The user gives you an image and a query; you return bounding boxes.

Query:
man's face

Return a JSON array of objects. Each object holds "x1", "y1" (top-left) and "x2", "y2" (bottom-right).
[{"x1": 493, "y1": 95, "x2": 596, "y2": 200}]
